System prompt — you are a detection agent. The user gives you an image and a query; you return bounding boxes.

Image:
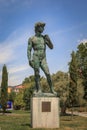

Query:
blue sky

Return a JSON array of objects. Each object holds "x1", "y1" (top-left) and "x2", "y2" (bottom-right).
[{"x1": 0, "y1": 0, "x2": 87, "y2": 86}]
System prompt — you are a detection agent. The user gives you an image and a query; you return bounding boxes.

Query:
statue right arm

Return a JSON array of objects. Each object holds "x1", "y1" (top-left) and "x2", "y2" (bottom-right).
[
  {"x1": 27, "y1": 37, "x2": 33, "y2": 63},
  {"x1": 27, "y1": 38, "x2": 32, "y2": 67}
]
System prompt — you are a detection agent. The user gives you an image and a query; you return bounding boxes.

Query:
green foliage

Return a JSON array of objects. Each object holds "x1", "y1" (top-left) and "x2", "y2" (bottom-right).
[
  {"x1": 23, "y1": 86, "x2": 33, "y2": 110},
  {"x1": 22, "y1": 75, "x2": 35, "y2": 110},
  {"x1": 22, "y1": 75, "x2": 35, "y2": 90},
  {"x1": 14, "y1": 91, "x2": 25, "y2": 110},
  {"x1": 77, "y1": 79, "x2": 86, "y2": 106},
  {"x1": 53, "y1": 71, "x2": 69, "y2": 114},
  {"x1": 8, "y1": 91, "x2": 16, "y2": 102},
  {"x1": 1, "y1": 64, "x2": 8, "y2": 113},
  {"x1": 69, "y1": 51, "x2": 78, "y2": 106},
  {"x1": 40, "y1": 76, "x2": 49, "y2": 92},
  {"x1": 0, "y1": 87, "x2": 1, "y2": 102},
  {"x1": 76, "y1": 42, "x2": 87, "y2": 101},
  {"x1": 22, "y1": 75, "x2": 35, "y2": 84}
]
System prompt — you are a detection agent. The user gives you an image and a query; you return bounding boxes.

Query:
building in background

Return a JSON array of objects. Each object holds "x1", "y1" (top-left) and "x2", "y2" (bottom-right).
[
  {"x1": 8, "y1": 84, "x2": 24, "y2": 94},
  {"x1": 8, "y1": 86, "x2": 13, "y2": 93},
  {"x1": 13, "y1": 84, "x2": 24, "y2": 94}
]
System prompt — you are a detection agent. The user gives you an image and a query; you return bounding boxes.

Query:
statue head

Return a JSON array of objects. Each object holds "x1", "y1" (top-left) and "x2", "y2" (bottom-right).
[{"x1": 35, "y1": 22, "x2": 45, "y2": 33}]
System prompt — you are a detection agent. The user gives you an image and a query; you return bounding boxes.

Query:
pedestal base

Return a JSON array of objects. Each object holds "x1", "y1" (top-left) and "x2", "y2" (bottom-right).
[{"x1": 31, "y1": 97, "x2": 60, "y2": 128}]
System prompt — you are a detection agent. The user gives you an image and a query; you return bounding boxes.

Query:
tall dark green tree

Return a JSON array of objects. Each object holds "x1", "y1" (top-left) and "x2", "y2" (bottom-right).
[
  {"x1": 69, "y1": 51, "x2": 78, "y2": 111},
  {"x1": 1, "y1": 64, "x2": 8, "y2": 113},
  {"x1": 76, "y1": 42, "x2": 87, "y2": 102}
]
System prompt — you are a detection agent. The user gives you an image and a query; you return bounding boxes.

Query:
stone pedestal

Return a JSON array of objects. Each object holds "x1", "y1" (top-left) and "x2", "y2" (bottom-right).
[{"x1": 31, "y1": 97, "x2": 60, "y2": 128}]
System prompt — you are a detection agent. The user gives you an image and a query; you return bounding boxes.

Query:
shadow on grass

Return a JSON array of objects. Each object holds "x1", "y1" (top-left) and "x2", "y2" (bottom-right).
[
  {"x1": 0, "y1": 110, "x2": 12, "y2": 113},
  {"x1": 60, "y1": 113, "x2": 77, "y2": 121},
  {"x1": 60, "y1": 113, "x2": 77, "y2": 116},
  {"x1": 21, "y1": 123, "x2": 31, "y2": 128}
]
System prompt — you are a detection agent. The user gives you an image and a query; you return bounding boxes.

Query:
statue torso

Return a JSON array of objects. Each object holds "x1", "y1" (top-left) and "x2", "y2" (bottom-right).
[
  {"x1": 31, "y1": 35, "x2": 46, "y2": 60},
  {"x1": 32, "y1": 36, "x2": 45, "y2": 50}
]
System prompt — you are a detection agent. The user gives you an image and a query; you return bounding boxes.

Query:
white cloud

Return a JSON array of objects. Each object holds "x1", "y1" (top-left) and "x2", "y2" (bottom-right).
[
  {"x1": 8, "y1": 74, "x2": 26, "y2": 86},
  {"x1": 0, "y1": 64, "x2": 32, "y2": 86},
  {"x1": 0, "y1": 26, "x2": 33, "y2": 86},
  {"x1": 76, "y1": 38, "x2": 87, "y2": 48},
  {"x1": 0, "y1": 0, "x2": 33, "y2": 8},
  {"x1": 8, "y1": 75, "x2": 21, "y2": 86},
  {"x1": 79, "y1": 39, "x2": 87, "y2": 44},
  {"x1": 0, "y1": 44, "x2": 14, "y2": 64},
  {"x1": 8, "y1": 64, "x2": 31, "y2": 86},
  {"x1": 0, "y1": 27, "x2": 32, "y2": 64},
  {"x1": 8, "y1": 64, "x2": 29, "y2": 74},
  {"x1": 51, "y1": 22, "x2": 87, "y2": 37}
]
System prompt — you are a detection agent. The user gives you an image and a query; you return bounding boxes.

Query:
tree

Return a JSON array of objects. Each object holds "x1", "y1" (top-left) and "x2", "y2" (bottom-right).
[
  {"x1": 14, "y1": 90, "x2": 25, "y2": 110},
  {"x1": 52, "y1": 71, "x2": 69, "y2": 114},
  {"x1": 76, "y1": 42, "x2": 87, "y2": 102},
  {"x1": 0, "y1": 87, "x2": 1, "y2": 110},
  {"x1": 22, "y1": 75, "x2": 35, "y2": 84},
  {"x1": 8, "y1": 91, "x2": 16, "y2": 103},
  {"x1": 68, "y1": 51, "x2": 78, "y2": 118},
  {"x1": 23, "y1": 86, "x2": 33, "y2": 110},
  {"x1": 1, "y1": 64, "x2": 8, "y2": 113}
]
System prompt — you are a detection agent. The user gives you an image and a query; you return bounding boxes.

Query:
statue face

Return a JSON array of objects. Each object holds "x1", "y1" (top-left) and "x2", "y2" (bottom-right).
[{"x1": 37, "y1": 26, "x2": 44, "y2": 33}]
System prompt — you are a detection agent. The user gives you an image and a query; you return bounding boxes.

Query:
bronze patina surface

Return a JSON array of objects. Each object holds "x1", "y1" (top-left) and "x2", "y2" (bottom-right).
[{"x1": 27, "y1": 22, "x2": 57, "y2": 96}]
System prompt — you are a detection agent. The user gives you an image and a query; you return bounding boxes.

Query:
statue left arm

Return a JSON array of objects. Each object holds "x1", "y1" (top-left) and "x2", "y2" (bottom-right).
[{"x1": 44, "y1": 34, "x2": 53, "y2": 49}]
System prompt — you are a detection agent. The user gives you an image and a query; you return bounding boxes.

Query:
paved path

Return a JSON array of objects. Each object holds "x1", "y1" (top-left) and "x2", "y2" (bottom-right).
[{"x1": 67, "y1": 111, "x2": 87, "y2": 117}]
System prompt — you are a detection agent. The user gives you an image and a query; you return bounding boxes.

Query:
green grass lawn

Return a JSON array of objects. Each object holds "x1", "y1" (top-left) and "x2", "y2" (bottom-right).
[{"x1": 0, "y1": 110, "x2": 87, "y2": 130}]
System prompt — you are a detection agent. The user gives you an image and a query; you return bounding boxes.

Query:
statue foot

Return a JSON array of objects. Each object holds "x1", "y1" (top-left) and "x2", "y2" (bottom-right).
[
  {"x1": 33, "y1": 89, "x2": 43, "y2": 97},
  {"x1": 33, "y1": 89, "x2": 42, "y2": 94},
  {"x1": 51, "y1": 89, "x2": 58, "y2": 96},
  {"x1": 33, "y1": 89, "x2": 37, "y2": 95},
  {"x1": 37, "y1": 89, "x2": 42, "y2": 94}
]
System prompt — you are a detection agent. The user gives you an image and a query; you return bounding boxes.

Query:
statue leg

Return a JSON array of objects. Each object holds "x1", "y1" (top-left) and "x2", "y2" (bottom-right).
[
  {"x1": 40, "y1": 58, "x2": 57, "y2": 95},
  {"x1": 33, "y1": 55, "x2": 42, "y2": 93},
  {"x1": 34, "y1": 68, "x2": 42, "y2": 93}
]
